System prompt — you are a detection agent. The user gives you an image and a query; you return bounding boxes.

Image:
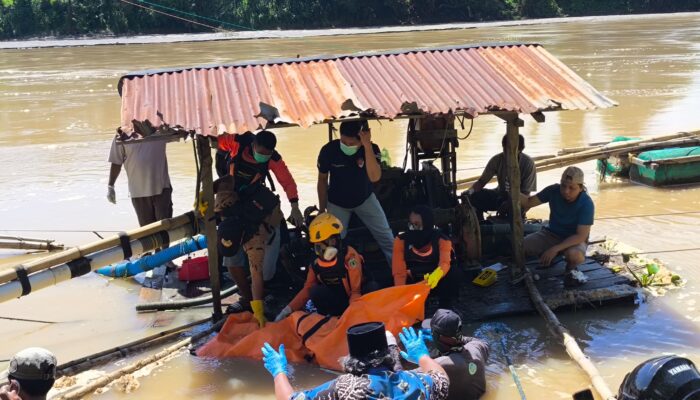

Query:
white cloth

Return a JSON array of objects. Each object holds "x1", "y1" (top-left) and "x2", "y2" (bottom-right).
[{"x1": 108, "y1": 138, "x2": 171, "y2": 198}]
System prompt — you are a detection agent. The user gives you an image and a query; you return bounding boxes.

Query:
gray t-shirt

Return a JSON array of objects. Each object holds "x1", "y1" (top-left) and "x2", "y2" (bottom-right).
[
  {"x1": 434, "y1": 338, "x2": 490, "y2": 400},
  {"x1": 108, "y1": 138, "x2": 171, "y2": 198},
  {"x1": 477, "y1": 152, "x2": 536, "y2": 194}
]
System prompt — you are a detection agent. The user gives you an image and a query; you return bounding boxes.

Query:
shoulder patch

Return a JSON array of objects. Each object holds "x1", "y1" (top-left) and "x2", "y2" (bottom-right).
[
  {"x1": 348, "y1": 258, "x2": 358, "y2": 269},
  {"x1": 468, "y1": 362, "x2": 478, "y2": 375}
]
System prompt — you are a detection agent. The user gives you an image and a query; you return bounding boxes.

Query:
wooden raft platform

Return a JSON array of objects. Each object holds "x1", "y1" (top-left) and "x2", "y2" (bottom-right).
[{"x1": 446, "y1": 257, "x2": 639, "y2": 323}]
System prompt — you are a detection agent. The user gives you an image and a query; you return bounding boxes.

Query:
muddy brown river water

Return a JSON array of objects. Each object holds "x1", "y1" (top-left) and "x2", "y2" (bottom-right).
[{"x1": 2, "y1": 12, "x2": 700, "y2": 399}]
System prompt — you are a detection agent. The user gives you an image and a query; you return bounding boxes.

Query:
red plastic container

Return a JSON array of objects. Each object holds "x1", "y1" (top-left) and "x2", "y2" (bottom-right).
[{"x1": 178, "y1": 256, "x2": 210, "y2": 281}]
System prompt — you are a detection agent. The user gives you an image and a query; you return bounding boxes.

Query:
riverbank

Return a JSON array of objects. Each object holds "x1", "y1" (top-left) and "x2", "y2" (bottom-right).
[{"x1": 1, "y1": 11, "x2": 698, "y2": 50}]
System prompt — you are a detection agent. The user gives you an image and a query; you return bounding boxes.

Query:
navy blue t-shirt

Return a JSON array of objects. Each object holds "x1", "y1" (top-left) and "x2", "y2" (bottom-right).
[
  {"x1": 536, "y1": 183, "x2": 595, "y2": 238},
  {"x1": 317, "y1": 140, "x2": 381, "y2": 209}
]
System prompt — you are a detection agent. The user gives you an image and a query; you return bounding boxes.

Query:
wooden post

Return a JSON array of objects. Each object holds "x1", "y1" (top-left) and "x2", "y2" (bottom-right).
[
  {"x1": 501, "y1": 113, "x2": 525, "y2": 276},
  {"x1": 196, "y1": 135, "x2": 223, "y2": 322}
]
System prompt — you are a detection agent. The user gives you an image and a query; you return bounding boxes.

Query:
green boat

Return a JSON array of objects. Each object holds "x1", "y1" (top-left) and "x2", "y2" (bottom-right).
[{"x1": 630, "y1": 146, "x2": 700, "y2": 186}]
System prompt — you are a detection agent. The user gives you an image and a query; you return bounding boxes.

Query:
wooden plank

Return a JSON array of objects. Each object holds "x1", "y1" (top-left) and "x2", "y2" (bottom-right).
[
  {"x1": 652, "y1": 154, "x2": 700, "y2": 165},
  {"x1": 447, "y1": 258, "x2": 637, "y2": 323}
]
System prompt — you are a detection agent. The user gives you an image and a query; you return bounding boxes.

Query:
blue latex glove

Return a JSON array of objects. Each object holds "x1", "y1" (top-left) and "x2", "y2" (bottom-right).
[
  {"x1": 420, "y1": 328, "x2": 434, "y2": 342},
  {"x1": 399, "y1": 327, "x2": 430, "y2": 364},
  {"x1": 261, "y1": 342, "x2": 288, "y2": 378}
]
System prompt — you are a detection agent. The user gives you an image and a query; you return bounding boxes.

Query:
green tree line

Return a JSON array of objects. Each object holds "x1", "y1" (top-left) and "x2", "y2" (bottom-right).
[{"x1": 1, "y1": 0, "x2": 699, "y2": 40}]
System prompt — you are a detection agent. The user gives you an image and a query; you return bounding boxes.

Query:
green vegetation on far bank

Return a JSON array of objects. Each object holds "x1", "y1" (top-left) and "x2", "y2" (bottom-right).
[{"x1": 1, "y1": 0, "x2": 699, "y2": 40}]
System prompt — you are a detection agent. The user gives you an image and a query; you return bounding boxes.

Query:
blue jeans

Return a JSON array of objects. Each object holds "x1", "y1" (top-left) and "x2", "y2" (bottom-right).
[{"x1": 328, "y1": 193, "x2": 394, "y2": 265}]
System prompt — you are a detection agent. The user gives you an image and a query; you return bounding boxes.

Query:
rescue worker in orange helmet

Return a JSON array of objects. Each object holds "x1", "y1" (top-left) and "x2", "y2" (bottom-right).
[
  {"x1": 274, "y1": 213, "x2": 365, "y2": 321},
  {"x1": 393, "y1": 205, "x2": 459, "y2": 309}
]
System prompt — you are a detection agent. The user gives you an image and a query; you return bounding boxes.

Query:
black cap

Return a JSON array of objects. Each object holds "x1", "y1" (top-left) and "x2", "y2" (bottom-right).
[
  {"x1": 422, "y1": 309, "x2": 462, "y2": 338},
  {"x1": 347, "y1": 322, "x2": 388, "y2": 359}
]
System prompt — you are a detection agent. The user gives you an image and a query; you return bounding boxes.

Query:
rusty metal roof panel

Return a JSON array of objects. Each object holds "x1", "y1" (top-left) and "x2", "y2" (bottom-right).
[{"x1": 118, "y1": 43, "x2": 616, "y2": 136}]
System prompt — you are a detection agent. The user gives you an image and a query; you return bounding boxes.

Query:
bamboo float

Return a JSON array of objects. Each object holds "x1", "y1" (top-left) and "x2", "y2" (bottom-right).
[
  {"x1": 0, "y1": 212, "x2": 194, "y2": 286},
  {"x1": 535, "y1": 130, "x2": 700, "y2": 169},
  {"x1": 558, "y1": 137, "x2": 700, "y2": 156},
  {"x1": 57, "y1": 317, "x2": 211, "y2": 376},
  {"x1": 523, "y1": 272, "x2": 615, "y2": 400},
  {"x1": 0, "y1": 222, "x2": 196, "y2": 303},
  {"x1": 456, "y1": 130, "x2": 700, "y2": 189},
  {"x1": 56, "y1": 319, "x2": 225, "y2": 399}
]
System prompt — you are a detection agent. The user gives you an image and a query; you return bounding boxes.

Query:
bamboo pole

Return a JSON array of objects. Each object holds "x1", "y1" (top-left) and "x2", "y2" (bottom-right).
[
  {"x1": 0, "y1": 212, "x2": 194, "y2": 285},
  {"x1": 57, "y1": 317, "x2": 211, "y2": 376},
  {"x1": 197, "y1": 136, "x2": 223, "y2": 322},
  {"x1": 56, "y1": 319, "x2": 225, "y2": 400},
  {"x1": 456, "y1": 130, "x2": 700, "y2": 189},
  {"x1": 0, "y1": 241, "x2": 63, "y2": 251},
  {"x1": 502, "y1": 113, "x2": 525, "y2": 276},
  {"x1": 524, "y1": 272, "x2": 615, "y2": 399},
  {"x1": 0, "y1": 235, "x2": 58, "y2": 243}
]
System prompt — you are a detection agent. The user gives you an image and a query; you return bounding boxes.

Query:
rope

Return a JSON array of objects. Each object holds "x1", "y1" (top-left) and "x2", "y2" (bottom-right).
[
  {"x1": 118, "y1": 0, "x2": 223, "y2": 31},
  {"x1": 135, "y1": 0, "x2": 256, "y2": 31}
]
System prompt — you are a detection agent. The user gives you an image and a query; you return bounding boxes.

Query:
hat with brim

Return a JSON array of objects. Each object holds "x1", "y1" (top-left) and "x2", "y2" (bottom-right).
[{"x1": 347, "y1": 322, "x2": 388, "y2": 359}]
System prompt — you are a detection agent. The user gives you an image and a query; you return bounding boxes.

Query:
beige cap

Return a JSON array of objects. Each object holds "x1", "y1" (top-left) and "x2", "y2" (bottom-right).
[
  {"x1": 7, "y1": 347, "x2": 56, "y2": 380},
  {"x1": 561, "y1": 166, "x2": 585, "y2": 185}
]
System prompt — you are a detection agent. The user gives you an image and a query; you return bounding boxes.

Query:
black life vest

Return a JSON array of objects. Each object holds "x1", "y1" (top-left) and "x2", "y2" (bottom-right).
[
  {"x1": 311, "y1": 247, "x2": 348, "y2": 289},
  {"x1": 227, "y1": 132, "x2": 281, "y2": 192},
  {"x1": 399, "y1": 229, "x2": 446, "y2": 277}
]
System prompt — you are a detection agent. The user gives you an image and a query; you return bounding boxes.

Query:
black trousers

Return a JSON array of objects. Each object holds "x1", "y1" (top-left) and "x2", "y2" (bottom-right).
[
  {"x1": 468, "y1": 189, "x2": 507, "y2": 221},
  {"x1": 408, "y1": 267, "x2": 460, "y2": 309}
]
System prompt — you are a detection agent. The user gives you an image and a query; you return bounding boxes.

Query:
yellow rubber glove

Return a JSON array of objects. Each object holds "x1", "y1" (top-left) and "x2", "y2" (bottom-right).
[
  {"x1": 251, "y1": 299, "x2": 267, "y2": 328},
  {"x1": 194, "y1": 191, "x2": 208, "y2": 217},
  {"x1": 423, "y1": 267, "x2": 445, "y2": 289}
]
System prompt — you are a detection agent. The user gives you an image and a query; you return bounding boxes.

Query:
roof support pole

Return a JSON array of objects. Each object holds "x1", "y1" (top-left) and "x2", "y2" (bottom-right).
[
  {"x1": 196, "y1": 135, "x2": 223, "y2": 322},
  {"x1": 499, "y1": 113, "x2": 525, "y2": 277}
]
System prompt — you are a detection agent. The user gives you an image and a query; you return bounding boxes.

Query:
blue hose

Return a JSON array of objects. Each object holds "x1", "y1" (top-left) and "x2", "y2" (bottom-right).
[{"x1": 95, "y1": 235, "x2": 208, "y2": 277}]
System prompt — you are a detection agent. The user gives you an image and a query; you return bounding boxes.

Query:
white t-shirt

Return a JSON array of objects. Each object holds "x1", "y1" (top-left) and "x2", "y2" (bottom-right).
[{"x1": 108, "y1": 138, "x2": 171, "y2": 198}]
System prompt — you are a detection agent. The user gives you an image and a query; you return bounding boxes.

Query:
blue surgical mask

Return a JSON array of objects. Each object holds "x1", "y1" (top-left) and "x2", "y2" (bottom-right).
[
  {"x1": 253, "y1": 150, "x2": 272, "y2": 163},
  {"x1": 340, "y1": 142, "x2": 360, "y2": 156}
]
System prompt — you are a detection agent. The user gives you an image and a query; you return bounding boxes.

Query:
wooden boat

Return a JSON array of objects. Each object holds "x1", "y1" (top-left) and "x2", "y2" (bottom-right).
[
  {"x1": 597, "y1": 136, "x2": 700, "y2": 186},
  {"x1": 629, "y1": 147, "x2": 700, "y2": 186}
]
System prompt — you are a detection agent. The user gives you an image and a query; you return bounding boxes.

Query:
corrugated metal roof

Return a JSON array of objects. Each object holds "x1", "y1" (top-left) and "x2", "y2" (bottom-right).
[{"x1": 118, "y1": 43, "x2": 616, "y2": 136}]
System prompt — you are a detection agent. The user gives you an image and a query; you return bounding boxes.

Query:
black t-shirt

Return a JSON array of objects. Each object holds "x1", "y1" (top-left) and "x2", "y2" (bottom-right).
[{"x1": 317, "y1": 140, "x2": 381, "y2": 208}]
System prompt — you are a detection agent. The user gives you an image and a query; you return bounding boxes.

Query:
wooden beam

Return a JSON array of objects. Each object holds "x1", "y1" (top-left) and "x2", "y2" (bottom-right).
[
  {"x1": 196, "y1": 136, "x2": 223, "y2": 322},
  {"x1": 531, "y1": 112, "x2": 545, "y2": 123},
  {"x1": 501, "y1": 113, "x2": 525, "y2": 277}
]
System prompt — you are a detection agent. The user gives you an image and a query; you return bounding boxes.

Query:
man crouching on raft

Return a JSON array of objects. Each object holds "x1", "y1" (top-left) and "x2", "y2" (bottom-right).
[
  {"x1": 519, "y1": 166, "x2": 594, "y2": 287},
  {"x1": 274, "y1": 212, "x2": 371, "y2": 321}
]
